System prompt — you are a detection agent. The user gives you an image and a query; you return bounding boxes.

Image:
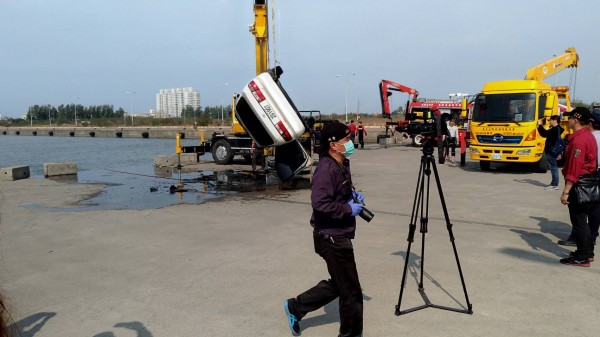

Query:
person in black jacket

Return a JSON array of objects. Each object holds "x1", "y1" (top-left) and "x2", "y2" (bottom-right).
[
  {"x1": 537, "y1": 115, "x2": 565, "y2": 190},
  {"x1": 283, "y1": 121, "x2": 365, "y2": 337}
]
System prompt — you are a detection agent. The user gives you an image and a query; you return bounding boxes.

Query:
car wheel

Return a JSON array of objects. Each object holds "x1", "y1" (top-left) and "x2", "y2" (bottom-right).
[
  {"x1": 211, "y1": 139, "x2": 234, "y2": 165},
  {"x1": 413, "y1": 134, "x2": 423, "y2": 146},
  {"x1": 535, "y1": 154, "x2": 549, "y2": 173}
]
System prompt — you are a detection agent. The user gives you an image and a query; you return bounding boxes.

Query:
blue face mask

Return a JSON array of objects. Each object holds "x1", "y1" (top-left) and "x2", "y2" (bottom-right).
[{"x1": 341, "y1": 140, "x2": 355, "y2": 157}]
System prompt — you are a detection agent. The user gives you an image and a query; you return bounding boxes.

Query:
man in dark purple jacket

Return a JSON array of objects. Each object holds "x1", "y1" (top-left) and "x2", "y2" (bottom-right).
[{"x1": 284, "y1": 121, "x2": 365, "y2": 337}]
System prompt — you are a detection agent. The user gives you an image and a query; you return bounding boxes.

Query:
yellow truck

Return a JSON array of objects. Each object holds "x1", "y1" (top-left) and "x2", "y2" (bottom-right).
[{"x1": 469, "y1": 48, "x2": 578, "y2": 171}]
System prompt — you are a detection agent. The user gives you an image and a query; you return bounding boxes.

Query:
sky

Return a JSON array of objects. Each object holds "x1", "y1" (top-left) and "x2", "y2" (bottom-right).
[{"x1": 1, "y1": 0, "x2": 600, "y2": 119}]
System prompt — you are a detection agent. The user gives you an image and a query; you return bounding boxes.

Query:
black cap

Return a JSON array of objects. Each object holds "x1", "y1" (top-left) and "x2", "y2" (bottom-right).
[
  {"x1": 564, "y1": 107, "x2": 592, "y2": 125},
  {"x1": 318, "y1": 121, "x2": 350, "y2": 153}
]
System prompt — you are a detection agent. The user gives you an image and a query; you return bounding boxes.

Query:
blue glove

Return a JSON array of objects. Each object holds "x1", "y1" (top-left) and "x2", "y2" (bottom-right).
[
  {"x1": 352, "y1": 190, "x2": 365, "y2": 203},
  {"x1": 348, "y1": 200, "x2": 364, "y2": 217}
]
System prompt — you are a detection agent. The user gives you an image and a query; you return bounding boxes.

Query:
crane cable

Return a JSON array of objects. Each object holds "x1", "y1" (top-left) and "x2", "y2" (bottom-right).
[
  {"x1": 569, "y1": 67, "x2": 577, "y2": 102},
  {"x1": 270, "y1": 0, "x2": 280, "y2": 67}
]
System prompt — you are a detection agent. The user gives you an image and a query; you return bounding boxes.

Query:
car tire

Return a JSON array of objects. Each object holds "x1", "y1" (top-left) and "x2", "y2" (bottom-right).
[
  {"x1": 535, "y1": 154, "x2": 549, "y2": 173},
  {"x1": 412, "y1": 134, "x2": 423, "y2": 146},
  {"x1": 212, "y1": 139, "x2": 234, "y2": 165}
]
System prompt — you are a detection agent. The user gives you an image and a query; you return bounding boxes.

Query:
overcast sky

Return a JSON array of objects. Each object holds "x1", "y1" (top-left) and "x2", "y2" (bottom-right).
[{"x1": 1, "y1": 0, "x2": 599, "y2": 118}]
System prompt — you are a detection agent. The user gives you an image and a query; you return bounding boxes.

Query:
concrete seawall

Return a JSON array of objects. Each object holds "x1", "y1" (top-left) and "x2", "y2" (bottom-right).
[
  {"x1": 0, "y1": 126, "x2": 397, "y2": 143},
  {"x1": 0, "y1": 126, "x2": 219, "y2": 139}
]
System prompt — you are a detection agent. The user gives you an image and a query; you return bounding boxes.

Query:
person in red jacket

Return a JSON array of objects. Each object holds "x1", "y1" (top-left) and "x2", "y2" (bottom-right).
[{"x1": 560, "y1": 107, "x2": 597, "y2": 267}]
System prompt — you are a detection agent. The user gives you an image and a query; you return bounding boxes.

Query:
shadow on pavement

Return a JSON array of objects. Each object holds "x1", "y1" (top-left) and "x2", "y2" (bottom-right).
[
  {"x1": 8, "y1": 312, "x2": 56, "y2": 337},
  {"x1": 530, "y1": 216, "x2": 572, "y2": 241},
  {"x1": 509, "y1": 228, "x2": 572, "y2": 260},
  {"x1": 391, "y1": 250, "x2": 468, "y2": 311},
  {"x1": 513, "y1": 178, "x2": 547, "y2": 187},
  {"x1": 93, "y1": 321, "x2": 154, "y2": 337}
]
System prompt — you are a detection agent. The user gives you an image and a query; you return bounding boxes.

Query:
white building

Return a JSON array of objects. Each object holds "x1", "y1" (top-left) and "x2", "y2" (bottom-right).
[{"x1": 155, "y1": 87, "x2": 200, "y2": 118}]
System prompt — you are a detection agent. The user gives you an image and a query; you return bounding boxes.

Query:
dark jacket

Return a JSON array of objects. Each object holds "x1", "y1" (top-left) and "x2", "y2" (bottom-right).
[
  {"x1": 310, "y1": 155, "x2": 356, "y2": 238},
  {"x1": 537, "y1": 124, "x2": 564, "y2": 153}
]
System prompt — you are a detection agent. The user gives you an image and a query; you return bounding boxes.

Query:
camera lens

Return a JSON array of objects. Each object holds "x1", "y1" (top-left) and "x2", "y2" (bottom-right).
[{"x1": 359, "y1": 207, "x2": 374, "y2": 222}]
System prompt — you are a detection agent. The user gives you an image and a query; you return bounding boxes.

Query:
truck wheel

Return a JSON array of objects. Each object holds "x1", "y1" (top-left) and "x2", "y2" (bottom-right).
[
  {"x1": 412, "y1": 135, "x2": 423, "y2": 146},
  {"x1": 535, "y1": 154, "x2": 549, "y2": 173},
  {"x1": 212, "y1": 139, "x2": 234, "y2": 165},
  {"x1": 480, "y1": 161, "x2": 491, "y2": 171}
]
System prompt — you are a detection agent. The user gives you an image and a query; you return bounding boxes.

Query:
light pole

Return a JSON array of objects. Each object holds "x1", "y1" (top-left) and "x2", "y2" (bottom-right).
[
  {"x1": 337, "y1": 73, "x2": 355, "y2": 123},
  {"x1": 216, "y1": 83, "x2": 228, "y2": 125},
  {"x1": 126, "y1": 91, "x2": 136, "y2": 126},
  {"x1": 594, "y1": 70, "x2": 600, "y2": 104}
]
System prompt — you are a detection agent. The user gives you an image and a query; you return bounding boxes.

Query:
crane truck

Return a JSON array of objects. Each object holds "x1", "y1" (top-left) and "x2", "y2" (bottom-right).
[
  {"x1": 379, "y1": 80, "x2": 471, "y2": 146},
  {"x1": 469, "y1": 47, "x2": 579, "y2": 172}
]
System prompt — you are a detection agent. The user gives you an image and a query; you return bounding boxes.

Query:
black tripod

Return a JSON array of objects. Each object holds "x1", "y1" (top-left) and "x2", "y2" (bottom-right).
[{"x1": 395, "y1": 138, "x2": 473, "y2": 316}]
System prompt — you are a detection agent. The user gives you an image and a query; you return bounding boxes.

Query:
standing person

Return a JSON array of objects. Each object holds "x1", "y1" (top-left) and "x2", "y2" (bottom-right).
[
  {"x1": 445, "y1": 120, "x2": 459, "y2": 163},
  {"x1": 356, "y1": 121, "x2": 367, "y2": 149},
  {"x1": 588, "y1": 110, "x2": 600, "y2": 244},
  {"x1": 557, "y1": 111, "x2": 600, "y2": 247},
  {"x1": 348, "y1": 120, "x2": 357, "y2": 148},
  {"x1": 284, "y1": 121, "x2": 365, "y2": 337},
  {"x1": 537, "y1": 115, "x2": 565, "y2": 190},
  {"x1": 559, "y1": 107, "x2": 597, "y2": 267}
]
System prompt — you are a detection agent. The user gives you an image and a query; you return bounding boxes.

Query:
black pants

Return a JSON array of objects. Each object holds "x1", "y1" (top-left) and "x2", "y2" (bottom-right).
[
  {"x1": 291, "y1": 233, "x2": 363, "y2": 337},
  {"x1": 445, "y1": 137, "x2": 456, "y2": 157},
  {"x1": 358, "y1": 132, "x2": 365, "y2": 149},
  {"x1": 567, "y1": 191, "x2": 595, "y2": 259}
]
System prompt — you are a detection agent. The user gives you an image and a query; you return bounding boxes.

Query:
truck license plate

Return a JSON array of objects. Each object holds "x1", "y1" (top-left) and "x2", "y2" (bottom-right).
[{"x1": 491, "y1": 154, "x2": 502, "y2": 160}]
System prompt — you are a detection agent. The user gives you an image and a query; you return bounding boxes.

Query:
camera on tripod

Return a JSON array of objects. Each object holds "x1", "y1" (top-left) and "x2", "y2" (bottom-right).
[
  {"x1": 393, "y1": 109, "x2": 449, "y2": 164},
  {"x1": 394, "y1": 110, "x2": 444, "y2": 138}
]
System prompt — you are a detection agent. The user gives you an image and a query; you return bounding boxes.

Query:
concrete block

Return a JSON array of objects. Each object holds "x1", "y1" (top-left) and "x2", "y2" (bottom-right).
[
  {"x1": 154, "y1": 154, "x2": 198, "y2": 167},
  {"x1": 178, "y1": 153, "x2": 198, "y2": 165},
  {"x1": 1, "y1": 165, "x2": 31, "y2": 181},
  {"x1": 44, "y1": 162, "x2": 77, "y2": 177},
  {"x1": 154, "y1": 155, "x2": 175, "y2": 167}
]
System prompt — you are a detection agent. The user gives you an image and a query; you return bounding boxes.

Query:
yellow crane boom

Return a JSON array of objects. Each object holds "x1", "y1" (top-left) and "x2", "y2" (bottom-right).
[
  {"x1": 524, "y1": 47, "x2": 579, "y2": 81},
  {"x1": 250, "y1": 0, "x2": 269, "y2": 75}
]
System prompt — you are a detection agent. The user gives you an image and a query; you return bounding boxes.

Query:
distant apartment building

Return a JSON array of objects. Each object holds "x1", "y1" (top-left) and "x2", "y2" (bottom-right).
[{"x1": 155, "y1": 87, "x2": 200, "y2": 118}]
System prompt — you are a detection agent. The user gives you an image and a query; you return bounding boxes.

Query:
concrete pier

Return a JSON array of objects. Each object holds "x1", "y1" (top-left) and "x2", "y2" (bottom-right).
[
  {"x1": 1, "y1": 144, "x2": 598, "y2": 336},
  {"x1": 0, "y1": 126, "x2": 204, "y2": 139},
  {"x1": 0, "y1": 125, "x2": 396, "y2": 143}
]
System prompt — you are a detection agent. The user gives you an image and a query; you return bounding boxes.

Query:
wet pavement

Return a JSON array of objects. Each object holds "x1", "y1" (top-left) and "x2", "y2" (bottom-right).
[{"x1": 25, "y1": 163, "x2": 305, "y2": 211}]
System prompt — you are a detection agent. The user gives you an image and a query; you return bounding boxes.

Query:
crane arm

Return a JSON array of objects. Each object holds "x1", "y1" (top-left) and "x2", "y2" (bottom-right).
[
  {"x1": 379, "y1": 80, "x2": 419, "y2": 118},
  {"x1": 250, "y1": 0, "x2": 269, "y2": 75},
  {"x1": 524, "y1": 47, "x2": 579, "y2": 81}
]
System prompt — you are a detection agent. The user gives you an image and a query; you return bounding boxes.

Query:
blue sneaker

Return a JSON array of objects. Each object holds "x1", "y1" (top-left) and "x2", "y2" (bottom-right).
[{"x1": 284, "y1": 299, "x2": 301, "y2": 335}]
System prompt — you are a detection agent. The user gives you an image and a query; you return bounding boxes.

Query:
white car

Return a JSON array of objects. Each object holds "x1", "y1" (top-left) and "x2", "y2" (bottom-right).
[{"x1": 235, "y1": 67, "x2": 307, "y2": 147}]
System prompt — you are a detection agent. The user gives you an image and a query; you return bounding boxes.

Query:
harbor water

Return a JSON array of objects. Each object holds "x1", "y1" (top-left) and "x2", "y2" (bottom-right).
[{"x1": 0, "y1": 135, "x2": 253, "y2": 210}]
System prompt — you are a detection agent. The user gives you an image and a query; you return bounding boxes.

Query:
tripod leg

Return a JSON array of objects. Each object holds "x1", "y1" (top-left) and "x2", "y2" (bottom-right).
[
  {"x1": 430, "y1": 157, "x2": 473, "y2": 313},
  {"x1": 396, "y1": 155, "x2": 427, "y2": 315},
  {"x1": 418, "y1": 158, "x2": 432, "y2": 292}
]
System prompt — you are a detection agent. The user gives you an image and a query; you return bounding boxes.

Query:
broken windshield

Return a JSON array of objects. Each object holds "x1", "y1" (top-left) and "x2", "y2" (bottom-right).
[{"x1": 472, "y1": 93, "x2": 536, "y2": 123}]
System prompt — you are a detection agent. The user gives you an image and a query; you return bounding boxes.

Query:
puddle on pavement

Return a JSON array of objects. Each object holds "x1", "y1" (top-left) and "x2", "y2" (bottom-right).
[{"x1": 24, "y1": 165, "x2": 310, "y2": 212}]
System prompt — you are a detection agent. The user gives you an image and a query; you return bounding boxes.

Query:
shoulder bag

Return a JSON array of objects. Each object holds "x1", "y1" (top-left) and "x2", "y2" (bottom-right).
[
  {"x1": 574, "y1": 175, "x2": 600, "y2": 205},
  {"x1": 548, "y1": 127, "x2": 565, "y2": 158}
]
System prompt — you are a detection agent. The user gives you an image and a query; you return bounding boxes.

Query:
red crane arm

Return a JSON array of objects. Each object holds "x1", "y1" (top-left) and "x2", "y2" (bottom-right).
[{"x1": 379, "y1": 80, "x2": 419, "y2": 118}]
